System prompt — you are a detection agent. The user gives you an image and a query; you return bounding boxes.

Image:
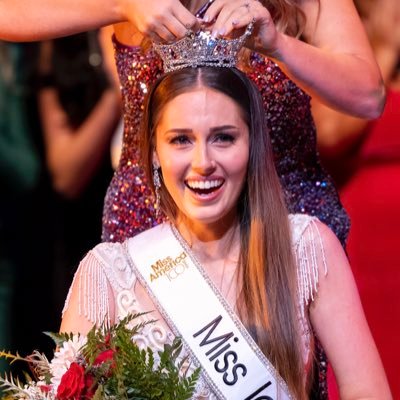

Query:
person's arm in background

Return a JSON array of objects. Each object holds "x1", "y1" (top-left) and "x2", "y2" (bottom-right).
[
  {"x1": 312, "y1": 0, "x2": 400, "y2": 159},
  {"x1": 206, "y1": 0, "x2": 385, "y2": 119},
  {"x1": 39, "y1": 88, "x2": 120, "y2": 198},
  {"x1": 38, "y1": 35, "x2": 121, "y2": 199}
]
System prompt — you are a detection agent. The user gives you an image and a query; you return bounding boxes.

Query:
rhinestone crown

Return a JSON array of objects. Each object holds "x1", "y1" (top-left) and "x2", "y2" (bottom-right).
[{"x1": 153, "y1": 24, "x2": 253, "y2": 72}]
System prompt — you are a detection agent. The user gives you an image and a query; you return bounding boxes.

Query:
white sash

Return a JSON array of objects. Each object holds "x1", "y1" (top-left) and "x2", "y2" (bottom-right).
[{"x1": 126, "y1": 223, "x2": 293, "y2": 400}]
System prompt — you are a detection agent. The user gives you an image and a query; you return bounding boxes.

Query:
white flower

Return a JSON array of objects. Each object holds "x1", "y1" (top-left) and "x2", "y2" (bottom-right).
[
  {"x1": 21, "y1": 380, "x2": 55, "y2": 399},
  {"x1": 49, "y1": 335, "x2": 87, "y2": 389}
]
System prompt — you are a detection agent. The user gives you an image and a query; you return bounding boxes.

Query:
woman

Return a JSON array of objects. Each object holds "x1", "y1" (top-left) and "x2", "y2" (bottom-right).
[
  {"x1": 61, "y1": 63, "x2": 391, "y2": 399},
  {"x1": 37, "y1": 31, "x2": 121, "y2": 315},
  {"x1": 0, "y1": 1, "x2": 385, "y2": 395}
]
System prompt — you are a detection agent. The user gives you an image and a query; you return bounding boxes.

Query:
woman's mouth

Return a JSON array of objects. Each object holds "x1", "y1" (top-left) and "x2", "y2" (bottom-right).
[{"x1": 185, "y1": 178, "x2": 224, "y2": 196}]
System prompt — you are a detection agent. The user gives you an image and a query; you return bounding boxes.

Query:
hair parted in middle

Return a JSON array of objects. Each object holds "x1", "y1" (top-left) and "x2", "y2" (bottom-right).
[{"x1": 140, "y1": 66, "x2": 311, "y2": 399}]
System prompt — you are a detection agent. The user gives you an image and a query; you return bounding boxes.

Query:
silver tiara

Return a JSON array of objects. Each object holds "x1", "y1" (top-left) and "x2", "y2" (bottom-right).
[{"x1": 153, "y1": 24, "x2": 253, "y2": 72}]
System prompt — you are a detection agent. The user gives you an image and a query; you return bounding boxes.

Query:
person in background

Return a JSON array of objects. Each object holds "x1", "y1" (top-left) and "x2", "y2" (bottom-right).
[
  {"x1": 37, "y1": 30, "x2": 121, "y2": 314},
  {"x1": 313, "y1": 0, "x2": 400, "y2": 397},
  {"x1": 0, "y1": 41, "x2": 55, "y2": 378}
]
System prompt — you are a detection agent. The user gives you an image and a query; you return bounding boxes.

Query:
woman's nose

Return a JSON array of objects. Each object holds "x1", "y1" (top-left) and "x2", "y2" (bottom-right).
[{"x1": 191, "y1": 143, "x2": 215, "y2": 173}]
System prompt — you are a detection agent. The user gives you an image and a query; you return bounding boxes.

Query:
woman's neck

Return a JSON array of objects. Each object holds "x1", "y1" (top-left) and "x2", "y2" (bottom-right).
[{"x1": 175, "y1": 216, "x2": 241, "y2": 266}]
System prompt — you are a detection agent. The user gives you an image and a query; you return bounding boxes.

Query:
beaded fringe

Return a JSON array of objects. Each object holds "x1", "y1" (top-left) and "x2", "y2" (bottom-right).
[
  {"x1": 296, "y1": 219, "x2": 328, "y2": 319},
  {"x1": 64, "y1": 218, "x2": 327, "y2": 327},
  {"x1": 62, "y1": 252, "x2": 111, "y2": 327}
]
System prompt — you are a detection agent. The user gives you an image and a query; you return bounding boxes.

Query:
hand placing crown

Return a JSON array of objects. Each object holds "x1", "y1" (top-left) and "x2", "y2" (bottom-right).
[{"x1": 153, "y1": 23, "x2": 254, "y2": 72}]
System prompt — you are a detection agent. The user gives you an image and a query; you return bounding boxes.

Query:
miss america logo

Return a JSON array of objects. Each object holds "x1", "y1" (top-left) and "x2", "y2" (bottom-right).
[{"x1": 149, "y1": 252, "x2": 189, "y2": 282}]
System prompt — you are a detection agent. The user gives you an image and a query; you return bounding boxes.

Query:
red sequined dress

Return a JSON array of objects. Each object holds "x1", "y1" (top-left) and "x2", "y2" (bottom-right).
[{"x1": 102, "y1": 40, "x2": 349, "y2": 249}]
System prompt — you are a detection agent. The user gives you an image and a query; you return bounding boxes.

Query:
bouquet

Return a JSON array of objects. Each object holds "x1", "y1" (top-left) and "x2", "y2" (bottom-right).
[{"x1": 0, "y1": 314, "x2": 200, "y2": 399}]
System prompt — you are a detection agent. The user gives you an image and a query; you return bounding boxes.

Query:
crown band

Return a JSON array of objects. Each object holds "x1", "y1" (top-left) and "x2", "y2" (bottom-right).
[{"x1": 153, "y1": 23, "x2": 253, "y2": 73}]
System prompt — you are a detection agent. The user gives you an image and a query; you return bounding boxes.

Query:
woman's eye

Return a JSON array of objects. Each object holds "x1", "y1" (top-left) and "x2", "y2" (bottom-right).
[
  {"x1": 213, "y1": 133, "x2": 235, "y2": 144},
  {"x1": 170, "y1": 135, "x2": 190, "y2": 145}
]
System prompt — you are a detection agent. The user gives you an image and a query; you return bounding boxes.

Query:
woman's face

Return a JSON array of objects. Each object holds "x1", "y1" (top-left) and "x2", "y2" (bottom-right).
[{"x1": 154, "y1": 87, "x2": 250, "y2": 228}]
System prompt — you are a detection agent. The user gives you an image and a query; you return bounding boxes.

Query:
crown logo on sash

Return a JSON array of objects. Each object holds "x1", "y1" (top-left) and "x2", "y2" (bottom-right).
[{"x1": 153, "y1": 23, "x2": 253, "y2": 72}]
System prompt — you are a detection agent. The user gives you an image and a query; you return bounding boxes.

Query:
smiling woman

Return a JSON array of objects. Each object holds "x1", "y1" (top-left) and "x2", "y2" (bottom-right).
[
  {"x1": 60, "y1": 64, "x2": 391, "y2": 400},
  {"x1": 153, "y1": 87, "x2": 249, "y2": 227}
]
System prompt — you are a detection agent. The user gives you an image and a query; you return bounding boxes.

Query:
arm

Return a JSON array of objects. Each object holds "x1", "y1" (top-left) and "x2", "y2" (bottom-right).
[
  {"x1": 313, "y1": 0, "x2": 400, "y2": 158},
  {"x1": 312, "y1": 104, "x2": 368, "y2": 159},
  {"x1": 205, "y1": 0, "x2": 385, "y2": 118},
  {"x1": 309, "y1": 222, "x2": 392, "y2": 399},
  {"x1": 39, "y1": 87, "x2": 121, "y2": 198},
  {"x1": 0, "y1": 0, "x2": 122, "y2": 41},
  {"x1": 0, "y1": 0, "x2": 197, "y2": 42}
]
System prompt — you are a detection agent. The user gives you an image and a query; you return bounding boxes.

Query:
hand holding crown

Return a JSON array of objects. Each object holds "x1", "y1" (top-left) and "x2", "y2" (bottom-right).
[{"x1": 198, "y1": 0, "x2": 281, "y2": 57}]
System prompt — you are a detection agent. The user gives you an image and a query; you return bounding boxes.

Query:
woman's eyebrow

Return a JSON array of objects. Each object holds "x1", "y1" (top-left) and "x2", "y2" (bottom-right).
[{"x1": 210, "y1": 125, "x2": 239, "y2": 132}]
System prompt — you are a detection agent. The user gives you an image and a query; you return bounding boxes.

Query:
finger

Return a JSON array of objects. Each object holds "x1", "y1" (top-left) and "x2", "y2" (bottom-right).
[
  {"x1": 169, "y1": 3, "x2": 199, "y2": 38},
  {"x1": 147, "y1": 30, "x2": 169, "y2": 44},
  {"x1": 139, "y1": 16, "x2": 176, "y2": 42},
  {"x1": 203, "y1": 0, "x2": 232, "y2": 24},
  {"x1": 147, "y1": 21, "x2": 181, "y2": 44},
  {"x1": 208, "y1": 0, "x2": 249, "y2": 36},
  {"x1": 211, "y1": 1, "x2": 255, "y2": 37}
]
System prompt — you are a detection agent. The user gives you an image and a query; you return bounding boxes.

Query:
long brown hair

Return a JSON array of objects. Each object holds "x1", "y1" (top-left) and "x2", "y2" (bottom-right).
[{"x1": 141, "y1": 67, "x2": 309, "y2": 399}]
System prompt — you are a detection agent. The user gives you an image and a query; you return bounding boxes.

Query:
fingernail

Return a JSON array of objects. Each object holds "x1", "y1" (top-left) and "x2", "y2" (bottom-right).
[
  {"x1": 218, "y1": 27, "x2": 226, "y2": 36},
  {"x1": 204, "y1": 15, "x2": 210, "y2": 23}
]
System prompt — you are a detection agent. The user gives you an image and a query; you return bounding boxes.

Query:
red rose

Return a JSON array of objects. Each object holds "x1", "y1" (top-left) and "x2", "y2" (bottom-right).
[
  {"x1": 82, "y1": 373, "x2": 97, "y2": 399},
  {"x1": 93, "y1": 349, "x2": 115, "y2": 367},
  {"x1": 93, "y1": 349, "x2": 114, "y2": 365},
  {"x1": 104, "y1": 333, "x2": 111, "y2": 346},
  {"x1": 56, "y1": 362, "x2": 85, "y2": 400},
  {"x1": 39, "y1": 384, "x2": 52, "y2": 394}
]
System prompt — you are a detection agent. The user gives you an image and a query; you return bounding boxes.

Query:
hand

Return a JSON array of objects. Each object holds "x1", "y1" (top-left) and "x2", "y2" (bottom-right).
[
  {"x1": 119, "y1": 0, "x2": 199, "y2": 42},
  {"x1": 202, "y1": 0, "x2": 280, "y2": 55}
]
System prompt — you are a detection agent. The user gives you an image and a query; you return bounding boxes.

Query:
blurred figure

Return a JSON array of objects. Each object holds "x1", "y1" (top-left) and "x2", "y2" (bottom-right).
[
  {"x1": 313, "y1": 0, "x2": 400, "y2": 397},
  {"x1": 37, "y1": 29, "x2": 121, "y2": 314},
  {"x1": 0, "y1": 41, "x2": 55, "y2": 376},
  {"x1": 0, "y1": 30, "x2": 121, "y2": 385}
]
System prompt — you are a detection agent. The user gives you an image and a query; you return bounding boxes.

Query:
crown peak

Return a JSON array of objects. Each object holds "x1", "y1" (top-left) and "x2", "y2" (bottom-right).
[{"x1": 153, "y1": 24, "x2": 253, "y2": 73}]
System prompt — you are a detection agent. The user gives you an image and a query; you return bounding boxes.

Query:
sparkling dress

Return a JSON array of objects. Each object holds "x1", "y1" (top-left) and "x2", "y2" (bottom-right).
[
  {"x1": 65, "y1": 214, "x2": 325, "y2": 399},
  {"x1": 102, "y1": 39, "x2": 350, "y2": 246},
  {"x1": 101, "y1": 38, "x2": 350, "y2": 399}
]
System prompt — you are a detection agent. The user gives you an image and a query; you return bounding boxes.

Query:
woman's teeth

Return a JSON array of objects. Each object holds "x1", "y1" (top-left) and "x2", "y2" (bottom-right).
[
  {"x1": 187, "y1": 179, "x2": 222, "y2": 189},
  {"x1": 186, "y1": 179, "x2": 223, "y2": 193}
]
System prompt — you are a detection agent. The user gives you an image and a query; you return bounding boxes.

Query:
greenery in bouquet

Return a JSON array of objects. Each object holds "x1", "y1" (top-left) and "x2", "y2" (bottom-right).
[{"x1": 0, "y1": 313, "x2": 200, "y2": 399}]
